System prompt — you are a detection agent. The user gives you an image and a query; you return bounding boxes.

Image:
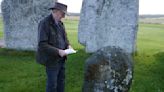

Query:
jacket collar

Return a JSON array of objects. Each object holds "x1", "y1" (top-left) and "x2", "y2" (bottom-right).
[{"x1": 48, "y1": 14, "x2": 55, "y2": 25}]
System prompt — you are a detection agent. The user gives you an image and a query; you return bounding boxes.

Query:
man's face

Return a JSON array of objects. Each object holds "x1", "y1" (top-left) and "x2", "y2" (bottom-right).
[
  {"x1": 52, "y1": 9, "x2": 65, "y2": 21},
  {"x1": 59, "y1": 10, "x2": 65, "y2": 18}
]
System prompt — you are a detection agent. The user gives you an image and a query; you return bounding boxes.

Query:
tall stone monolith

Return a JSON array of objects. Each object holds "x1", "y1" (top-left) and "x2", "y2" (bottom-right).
[
  {"x1": 79, "y1": 0, "x2": 138, "y2": 92},
  {"x1": 78, "y1": 0, "x2": 139, "y2": 53},
  {"x1": 1, "y1": 0, "x2": 55, "y2": 50}
]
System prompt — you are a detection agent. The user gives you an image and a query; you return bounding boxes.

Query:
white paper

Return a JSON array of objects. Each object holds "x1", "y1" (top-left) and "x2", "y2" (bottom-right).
[{"x1": 64, "y1": 48, "x2": 77, "y2": 55}]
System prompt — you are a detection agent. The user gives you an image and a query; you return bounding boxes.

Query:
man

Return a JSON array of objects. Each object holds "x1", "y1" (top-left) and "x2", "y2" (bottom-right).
[{"x1": 36, "y1": 2, "x2": 72, "y2": 92}]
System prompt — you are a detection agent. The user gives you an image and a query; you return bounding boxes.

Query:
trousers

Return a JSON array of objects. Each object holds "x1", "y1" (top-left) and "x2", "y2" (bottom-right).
[{"x1": 46, "y1": 60, "x2": 65, "y2": 92}]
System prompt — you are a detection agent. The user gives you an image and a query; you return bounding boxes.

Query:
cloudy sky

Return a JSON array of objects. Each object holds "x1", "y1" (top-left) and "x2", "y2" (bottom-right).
[
  {"x1": 0, "y1": 0, "x2": 164, "y2": 15},
  {"x1": 59, "y1": 0, "x2": 164, "y2": 15}
]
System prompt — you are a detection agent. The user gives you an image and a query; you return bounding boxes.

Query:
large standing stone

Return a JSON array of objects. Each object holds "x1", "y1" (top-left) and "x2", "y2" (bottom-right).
[
  {"x1": 78, "y1": 0, "x2": 139, "y2": 53},
  {"x1": 1, "y1": 0, "x2": 55, "y2": 50},
  {"x1": 83, "y1": 46, "x2": 133, "y2": 92}
]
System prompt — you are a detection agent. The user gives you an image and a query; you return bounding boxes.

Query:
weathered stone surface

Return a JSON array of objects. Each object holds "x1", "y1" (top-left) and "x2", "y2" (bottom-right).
[
  {"x1": 78, "y1": 0, "x2": 139, "y2": 53},
  {"x1": 83, "y1": 46, "x2": 133, "y2": 92},
  {"x1": 1, "y1": 0, "x2": 55, "y2": 50}
]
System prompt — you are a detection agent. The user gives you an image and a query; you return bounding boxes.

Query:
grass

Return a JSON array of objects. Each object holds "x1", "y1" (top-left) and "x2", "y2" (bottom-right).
[
  {"x1": 130, "y1": 23, "x2": 164, "y2": 92},
  {"x1": 0, "y1": 18, "x2": 4, "y2": 38},
  {"x1": 0, "y1": 18, "x2": 164, "y2": 92}
]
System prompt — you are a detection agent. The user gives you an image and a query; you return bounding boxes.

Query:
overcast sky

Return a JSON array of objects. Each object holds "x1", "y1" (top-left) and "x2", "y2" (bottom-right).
[
  {"x1": 59, "y1": 0, "x2": 164, "y2": 15},
  {"x1": 0, "y1": 0, "x2": 163, "y2": 15}
]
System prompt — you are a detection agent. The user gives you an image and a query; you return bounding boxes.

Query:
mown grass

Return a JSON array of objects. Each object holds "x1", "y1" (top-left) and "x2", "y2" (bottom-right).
[
  {"x1": 0, "y1": 18, "x2": 164, "y2": 92},
  {"x1": 130, "y1": 23, "x2": 164, "y2": 92},
  {"x1": 0, "y1": 18, "x2": 4, "y2": 38}
]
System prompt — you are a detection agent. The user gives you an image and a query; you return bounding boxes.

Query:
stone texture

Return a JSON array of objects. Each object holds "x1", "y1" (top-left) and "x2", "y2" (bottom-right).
[
  {"x1": 0, "y1": 39, "x2": 5, "y2": 48},
  {"x1": 83, "y1": 46, "x2": 133, "y2": 92},
  {"x1": 78, "y1": 0, "x2": 139, "y2": 53},
  {"x1": 1, "y1": 0, "x2": 55, "y2": 50}
]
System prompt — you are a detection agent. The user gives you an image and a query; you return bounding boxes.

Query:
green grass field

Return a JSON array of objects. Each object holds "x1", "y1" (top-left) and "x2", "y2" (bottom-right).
[
  {"x1": 0, "y1": 18, "x2": 4, "y2": 38},
  {"x1": 131, "y1": 23, "x2": 164, "y2": 92},
  {"x1": 0, "y1": 18, "x2": 164, "y2": 92}
]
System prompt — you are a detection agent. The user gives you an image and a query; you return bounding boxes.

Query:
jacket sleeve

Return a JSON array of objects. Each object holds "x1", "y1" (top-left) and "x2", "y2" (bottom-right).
[{"x1": 38, "y1": 20, "x2": 59, "y2": 56}]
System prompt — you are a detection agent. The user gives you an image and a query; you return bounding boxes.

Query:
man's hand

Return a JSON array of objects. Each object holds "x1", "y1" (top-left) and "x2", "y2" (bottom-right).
[
  {"x1": 58, "y1": 49, "x2": 67, "y2": 57},
  {"x1": 68, "y1": 45, "x2": 73, "y2": 49}
]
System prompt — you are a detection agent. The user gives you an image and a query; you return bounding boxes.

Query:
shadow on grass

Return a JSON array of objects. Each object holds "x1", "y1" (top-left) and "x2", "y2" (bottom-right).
[
  {"x1": 0, "y1": 48, "x2": 91, "y2": 58},
  {"x1": 0, "y1": 48, "x2": 35, "y2": 57},
  {"x1": 153, "y1": 51, "x2": 164, "y2": 75},
  {"x1": 154, "y1": 52, "x2": 164, "y2": 62},
  {"x1": 0, "y1": 48, "x2": 91, "y2": 62},
  {"x1": 129, "y1": 51, "x2": 164, "y2": 92}
]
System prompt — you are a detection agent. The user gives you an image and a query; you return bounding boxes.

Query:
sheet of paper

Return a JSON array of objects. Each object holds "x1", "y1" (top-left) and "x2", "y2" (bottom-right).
[{"x1": 64, "y1": 48, "x2": 77, "y2": 55}]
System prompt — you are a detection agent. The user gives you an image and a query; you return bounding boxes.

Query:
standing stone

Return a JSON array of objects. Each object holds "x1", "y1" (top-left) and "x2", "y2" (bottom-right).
[
  {"x1": 83, "y1": 46, "x2": 133, "y2": 92},
  {"x1": 78, "y1": 0, "x2": 139, "y2": 53},
  {"x1": 1, "y1": 0, "x2": 55, "y2": 50}
]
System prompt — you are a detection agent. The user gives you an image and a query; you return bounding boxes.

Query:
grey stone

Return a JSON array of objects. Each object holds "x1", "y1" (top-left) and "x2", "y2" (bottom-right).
[
  {"x1": 78, "y1": 0, "x2": 139, "y2": 53},
  {"x1": 83, "y1": 46, "x2": 133, "y2": 92},
  {"x1": 1, "y1": 0, "x2": 55, "y2": 50}
]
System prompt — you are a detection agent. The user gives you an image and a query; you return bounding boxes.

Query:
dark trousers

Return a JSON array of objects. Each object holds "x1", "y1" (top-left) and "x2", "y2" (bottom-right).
[{"x1": 46, "y1": 60, "x2": 65, "y2": 92}]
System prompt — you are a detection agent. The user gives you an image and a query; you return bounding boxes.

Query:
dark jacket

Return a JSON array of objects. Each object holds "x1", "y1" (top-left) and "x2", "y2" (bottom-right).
[{"x1": 36, "y1": 14, "x2": 69, "y2": 66}]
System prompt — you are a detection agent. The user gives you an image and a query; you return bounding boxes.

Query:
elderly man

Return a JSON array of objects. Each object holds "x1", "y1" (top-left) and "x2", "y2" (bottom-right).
[{"x1": 36, "y1": 2, "x2": 71, "y2": 92}]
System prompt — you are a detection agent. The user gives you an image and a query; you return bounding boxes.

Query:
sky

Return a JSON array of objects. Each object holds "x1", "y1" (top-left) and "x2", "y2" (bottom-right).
[
  {"x1": 58, "y1": 0, "x2": 164, "y2": 15},
  {"x1": 0, "y1": 0, "x2": 163, "y2": 15}
]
